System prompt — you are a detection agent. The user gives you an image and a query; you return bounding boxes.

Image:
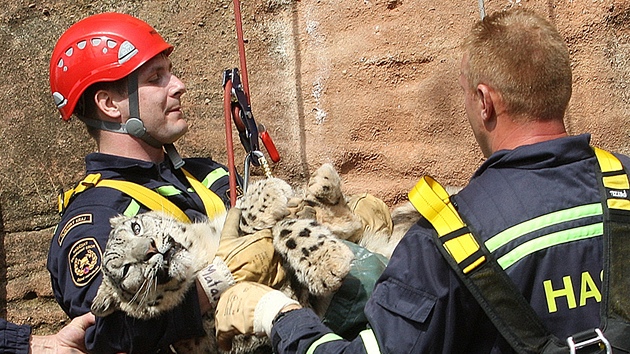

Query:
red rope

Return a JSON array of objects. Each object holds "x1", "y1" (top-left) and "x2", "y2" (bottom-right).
[
  {"x1": 222, "y1": 0, "x2": 249, "y2": 208},
  {"x1": 233, "y1": 0, "x2": 251, "y2": 102}
]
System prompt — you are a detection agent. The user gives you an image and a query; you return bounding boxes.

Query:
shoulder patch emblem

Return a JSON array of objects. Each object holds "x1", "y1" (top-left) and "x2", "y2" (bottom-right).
[
  {"x1": 58, "y1": 214, "x2": 93, "y2": 246},
  {"x1": 68, "y1": 237, "x2": 102, "y2": 287}
]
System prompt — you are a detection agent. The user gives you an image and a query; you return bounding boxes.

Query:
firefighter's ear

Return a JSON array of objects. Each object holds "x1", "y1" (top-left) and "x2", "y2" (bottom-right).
[
  {"x1": 476, "y1": 84, "x2": 495, "y2": 122},
  {"x1": 95, "y1": 89, "x2": 123, "y2": 120}
]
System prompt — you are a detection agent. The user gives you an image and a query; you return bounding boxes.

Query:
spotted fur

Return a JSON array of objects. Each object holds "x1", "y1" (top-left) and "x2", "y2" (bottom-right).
[
  {"x1": 236, "y1": 177, "x2": 294, "y2": 233},
  {"x1": 273, "y1": 218, "x2": 353, "y2": 297},
  {"x1": 91, "y1": 173, "x2": 355, "y2": 353}
]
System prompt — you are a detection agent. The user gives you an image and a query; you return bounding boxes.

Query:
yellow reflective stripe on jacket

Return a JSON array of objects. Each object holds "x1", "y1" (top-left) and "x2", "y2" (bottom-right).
[
  {"x1": 408, "y1": 176, "x2": 485, "y2": 274},
  {"x1": 485, "y1": 203, "x2": 603, "y2": 253},
  {"x1": 306, "y1": 333, "x2": 343, "y2": 354},
  {"x1": 485, "y1": 203, "x2": 604, "y2": 269},
  {"x1": 496, "y1": 222, "x2": 603, "y2": 269},
  {"x1": 359, "y1": 329, "x2": 382, "y2": 354},
  {"x1": 305, "y1": 329, "x2": 382, "y2": 354},
  {"x1": 156, "y1": 185, "x2": 182, "y2": 197},
  {"x1": 181, "y1": 168, "x2": 226, "y2": 219},
  {"x1": 123, "y1": 199, "x2": 141, "y2": 218},
  {"x1": 96, "y1": 179, "x2": 191, "y2": 223},
  {"x1": 202, "y1": 168, "x2": 229, "y2": 188}
]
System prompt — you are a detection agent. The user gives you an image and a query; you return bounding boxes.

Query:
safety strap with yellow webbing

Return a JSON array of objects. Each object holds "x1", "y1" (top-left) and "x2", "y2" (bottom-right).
[
  {"x1": 408, "y1": 147, "x2": 630, "y2": 354},
  {"x1": 58, "y1": 168, "x2": 226, "y2": 223},
  {"x1": 180, "y1": 168, "x2": 227, "y2": 219}
]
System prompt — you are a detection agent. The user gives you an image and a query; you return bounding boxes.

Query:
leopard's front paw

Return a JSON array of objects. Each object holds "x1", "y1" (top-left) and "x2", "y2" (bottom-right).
[
  {"x1": 236, "y1": 177, "x2": 294, "y2": 233},
  {"x1": 272, "y1": 218, "x2": 354, "y2": 296}
]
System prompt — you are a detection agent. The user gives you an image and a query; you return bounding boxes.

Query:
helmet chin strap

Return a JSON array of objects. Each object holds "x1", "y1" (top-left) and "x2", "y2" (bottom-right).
[{"x1": 79, "y1": 71, "x2": 185, "y2": 169}]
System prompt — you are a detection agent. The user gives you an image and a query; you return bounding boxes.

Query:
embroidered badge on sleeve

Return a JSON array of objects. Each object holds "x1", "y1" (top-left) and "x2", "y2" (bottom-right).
[
  {"x1": 68, "y1": 237, "x2": 102, "y2": 287},
  {"x1": 58, "y1": 213, "x2": 93, "y2": 246}
]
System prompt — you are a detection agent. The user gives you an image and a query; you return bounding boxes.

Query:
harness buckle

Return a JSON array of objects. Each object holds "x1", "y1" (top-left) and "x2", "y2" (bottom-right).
[{"x1": 567, "y1": 328, "x2": 611, "y2": 354}]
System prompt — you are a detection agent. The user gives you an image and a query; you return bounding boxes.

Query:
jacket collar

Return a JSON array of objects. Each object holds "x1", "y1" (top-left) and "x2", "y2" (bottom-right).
[
  {"x1": 85, "y1": 152, "x2": 171, "y2": 180},
  {"x1": 472, "y1": 134, "x2": 592, "y2": 179}
]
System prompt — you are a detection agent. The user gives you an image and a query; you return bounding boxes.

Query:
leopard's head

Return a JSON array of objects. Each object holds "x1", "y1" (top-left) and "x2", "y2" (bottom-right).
[{"x1": 91, "y1": 211, "x2": 198, "y2": 319}]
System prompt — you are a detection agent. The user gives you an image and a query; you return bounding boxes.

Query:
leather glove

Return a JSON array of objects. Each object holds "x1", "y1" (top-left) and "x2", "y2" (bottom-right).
[
  {"x1": 215, "y1": 207, "x2": 285, "y2": 287},
  {"x1": 348, "y1": 193, "x2": 393, "y2": 237},
  {"x1": 197, "y1": 208, "x2": 286, "y2": 309},
  {"x1": 215, "y1": 281, "x2": 300, "y2": 351}
]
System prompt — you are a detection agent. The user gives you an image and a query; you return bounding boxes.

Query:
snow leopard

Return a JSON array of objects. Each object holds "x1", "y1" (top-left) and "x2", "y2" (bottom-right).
[{"x1": 91, "y1": 171, "x2": 358, "y2": 353}]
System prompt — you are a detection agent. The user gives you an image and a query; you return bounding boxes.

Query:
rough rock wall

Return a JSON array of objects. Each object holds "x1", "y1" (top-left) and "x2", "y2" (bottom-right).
[{"x1": 1, "y1": 0, "x2": 629, "y2": 334}]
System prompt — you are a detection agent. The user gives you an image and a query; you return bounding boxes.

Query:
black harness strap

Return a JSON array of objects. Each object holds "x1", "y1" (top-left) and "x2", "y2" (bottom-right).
[
  {"x1": 595, "y1": 149, "x2": 630, "y2": 353},
  {"x1": 432, "y1": 222, "x2": 564, "y2": 353}
]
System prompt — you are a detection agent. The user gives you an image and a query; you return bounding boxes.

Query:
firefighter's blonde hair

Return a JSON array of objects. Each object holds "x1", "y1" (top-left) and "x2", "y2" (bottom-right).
[{"x1": 462, "y1": 8, "x2": 572, "y2": 121}]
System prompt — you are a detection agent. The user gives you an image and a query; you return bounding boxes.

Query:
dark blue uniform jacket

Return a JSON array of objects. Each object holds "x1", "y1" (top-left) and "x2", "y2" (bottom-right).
[
  {"x1": 0, "y1": 319, "x2": 31, "y2": 354},
  {"x1": 47, "y1": 152, "x2": 233, "y2": 353},
  {"x1": 271, "y1": 134, "x2": 630, "y2": 353}
]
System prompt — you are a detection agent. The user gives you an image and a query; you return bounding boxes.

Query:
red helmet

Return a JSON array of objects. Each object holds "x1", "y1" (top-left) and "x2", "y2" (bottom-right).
[{"x1": 49, "y1": 13, "x2": 173, "y2": 121}]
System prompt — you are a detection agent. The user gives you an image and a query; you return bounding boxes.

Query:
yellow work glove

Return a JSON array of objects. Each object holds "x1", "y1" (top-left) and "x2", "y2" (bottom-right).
[
  {"x1": 215, "y1": 281, "x2": 300, "y2": 351},
  {"x1": 216, "y1": 207, "x2": 285, "y2": 286},
  {"x1": 348, "y1": 193, "x2": 393, "y2": 240},
  {"x1": 197, "y1": 208, "x2": 286, "y2": 309}
]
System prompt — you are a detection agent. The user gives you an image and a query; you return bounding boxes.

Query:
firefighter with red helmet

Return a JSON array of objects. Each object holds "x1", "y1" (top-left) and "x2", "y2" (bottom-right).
[{"x1": 46, "y1": 13, "x2": 278, "y2": 352}]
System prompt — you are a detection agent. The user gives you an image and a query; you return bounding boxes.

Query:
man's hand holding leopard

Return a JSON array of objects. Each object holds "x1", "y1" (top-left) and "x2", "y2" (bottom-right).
[{"x1": 214, "y1": 281, "x2": 300, "y2": 351}]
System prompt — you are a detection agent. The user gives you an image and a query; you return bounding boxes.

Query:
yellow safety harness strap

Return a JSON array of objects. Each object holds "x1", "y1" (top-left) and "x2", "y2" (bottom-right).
[
  {"x1": 98, "y1": 179, "x2": 192, "y2": 223},
  {"x1": 58, "y1": 170, "x2": 228, "y2": 223},
  {"x1": 181, "y1": 168, "x2": 226, "y2": 219},
  {"x1": 58, "y1": 173, "x2": 192, "y2": 223},
  {"x1": 408, "y1": 175, "x2": 485, "y2": 274},
  {"x1": 593, "y1": 147, "x2": 630, "y2": 344},
  {"x1": 594, "y1": 147, "x2": 630, "y2": 211},
  {"x1": 58, "y1": 173, "x2": 101, "y2": 214},
  {"x1": 408, "y1": 175, "x2": 552, "y2": 353}
]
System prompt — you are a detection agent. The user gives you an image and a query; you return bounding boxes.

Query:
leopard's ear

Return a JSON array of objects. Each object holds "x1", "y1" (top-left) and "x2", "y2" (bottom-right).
[
  {"x1": 109, "y1": 214, "x2": 127, "y2": 229},
  {"x1": 91, "y1": 278, "x2": 120, "y2": 317}
]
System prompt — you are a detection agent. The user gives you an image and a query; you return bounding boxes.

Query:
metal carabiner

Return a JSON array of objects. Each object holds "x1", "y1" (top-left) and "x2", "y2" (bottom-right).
[{"x1": 243, "y1": 151, "x2": 273, "y2": 192}]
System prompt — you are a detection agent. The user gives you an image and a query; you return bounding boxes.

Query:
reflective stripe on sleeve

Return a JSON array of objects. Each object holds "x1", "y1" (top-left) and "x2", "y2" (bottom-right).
[
  {"x1": 156, "y1": 185, "x2": 182, "y2": 196},
  {"x1": 305, "y1": 329, "x2": 382, "y2": 354},
  {"x1": 306, "y1": 333, "x2": 343, "y2": 354},
  {"x1": 359, "y1": 328, "x2": 382, "y2": 354}
]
